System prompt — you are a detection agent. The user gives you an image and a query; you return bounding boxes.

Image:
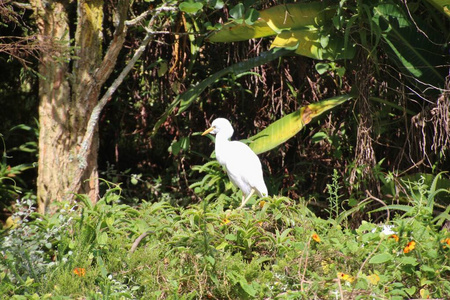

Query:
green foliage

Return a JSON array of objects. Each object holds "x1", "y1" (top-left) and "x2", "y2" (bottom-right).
[
  {"x1": 326, "y1": 169, "x2": 343, "y2": 219},
  {"x1": 2, "y1": 174, "x2": 450, "y2": 298},
  {"x1": 208, "y1": 2, "x2": 356, "y2": 60},
  {"x1": 2, "y1": 0, "x2": 450, "y2": 297},
  {"x1": 0, "y1": 199, "x2": 71, "y2": 296},
  {"x1": 377, "y1": 172, "x2": 450, "y2": 226},
  {"x1": 0, "y1": 125, "x2": 37, "y2": 206},
  {"x1": 371, "y1": 2, "x2": 447, "y2": 88}
]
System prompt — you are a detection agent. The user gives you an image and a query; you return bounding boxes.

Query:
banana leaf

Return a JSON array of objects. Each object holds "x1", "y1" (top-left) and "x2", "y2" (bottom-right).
[
  {"x1": 248, "y1": 94, "x2": 352, "y2": 154},
  {"x1": 208, "y1": 2, "x2": 355, "y2": 61}
]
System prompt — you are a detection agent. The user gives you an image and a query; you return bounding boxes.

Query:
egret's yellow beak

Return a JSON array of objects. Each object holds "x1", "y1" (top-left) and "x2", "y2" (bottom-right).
[{"x1": 202, "y1": 126, "x2": 215, "y2": 136}]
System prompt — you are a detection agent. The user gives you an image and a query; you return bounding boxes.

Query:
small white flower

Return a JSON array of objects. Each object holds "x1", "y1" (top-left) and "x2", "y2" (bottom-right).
[
  {"x1": 371, "y1": 224, "x2": 396, "y2": 235},
  {"x1": 381, "y1": 225, "x2": 396, "y2": 235}
]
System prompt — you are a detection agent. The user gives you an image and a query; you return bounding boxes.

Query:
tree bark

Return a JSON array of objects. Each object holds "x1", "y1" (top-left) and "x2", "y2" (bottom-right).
[
  {"x1": 32, "y1": 0, "x2": 73, "y2": 213},
  {"x1": 31, "y1": 0, "x2": 129, "y2": 213}
]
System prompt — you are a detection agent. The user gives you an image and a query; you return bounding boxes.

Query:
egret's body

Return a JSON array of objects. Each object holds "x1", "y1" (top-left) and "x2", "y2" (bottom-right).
[{"x1": 202, "y1": 118, "x2": 268, "y2": 208}]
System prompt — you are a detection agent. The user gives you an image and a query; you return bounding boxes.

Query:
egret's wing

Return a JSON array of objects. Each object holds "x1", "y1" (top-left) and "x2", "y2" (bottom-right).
[{"x1": 225, "y1": 141, "x2": 268, "y2": 197}]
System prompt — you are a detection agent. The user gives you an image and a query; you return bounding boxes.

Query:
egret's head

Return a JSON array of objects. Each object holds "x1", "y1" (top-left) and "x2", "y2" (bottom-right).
[{"x1": 202, "y1": 118, "x2": 234, "y2": 137}]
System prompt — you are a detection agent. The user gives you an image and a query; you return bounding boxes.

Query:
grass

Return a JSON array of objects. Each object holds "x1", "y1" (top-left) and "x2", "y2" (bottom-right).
[{"x1": 1, "y1": 177, "x2": 450, "y2": 299}]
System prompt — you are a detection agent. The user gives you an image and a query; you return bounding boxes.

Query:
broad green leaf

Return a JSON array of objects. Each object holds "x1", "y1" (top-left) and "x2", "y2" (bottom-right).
[
  {"x1": 369, "y1": 253, "x2": 393, "y2": 264},
  {"x1": 211, "y1": 0, "x2": 224, "y2": 10},
  {"x1": 97, "y1": 232, "x2": 108, "y2": 245},
  {"x1": 421, "y1": 265, "x2": 435, "y2": 273},
  {"x1": 404, "y1": 286, "x2": 416, "y2": 296},
  {"x1": 225, "y1": 233, "x2": 237, "y2": 241},
  {"x1": 179, "y1": 2, "x2": 203, "y2": 14},
  {"x1": 248, "y1": 94, "x2": 352, "y2": 154},
  {"x1": 230, "y1": 3, "x2": 245, "y2": 20},
  {"x1": 311, "y1": 131, "x2": 327, "y2": 143},
  {"x1": 315, "y1": 62, "x2": 330, "y2": 75},
  {"x1": 239, "y1": 280, "x2": 257, "y2": 297},
  {"x1": 205, "y1": 255, "x2": 215, "y2": 265},
  {"x1": 216, "y1": 241, "x2": 229, "y2": 250},
  {"x1": 399, "y1": 256, "x2": 418, "y2": 265}
]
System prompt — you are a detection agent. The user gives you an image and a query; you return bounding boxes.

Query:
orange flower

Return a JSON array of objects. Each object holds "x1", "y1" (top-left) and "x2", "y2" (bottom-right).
[
  {"x1": 337, "y1": 272, "x2": 354, "y2": 283},
  {"x1": 73, "y1": 267, "x2": 86, "y2": 277},
  {"x1": 312, "y1": 233, "x2": 321, "y2": 243},
  {"x1": 403, "y1": 240, "x2": 416, "y2": 253},
  {"x1": 441, "y1": 238, "x2": 450, "y2": 248},
  {"x1": 389, "y1": 234, "x2": 399, "y2": 242}
]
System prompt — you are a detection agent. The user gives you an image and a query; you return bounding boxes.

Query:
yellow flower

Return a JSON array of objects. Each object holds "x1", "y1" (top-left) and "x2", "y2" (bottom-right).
[
  {"x1": 337, "y1": 272, "x2": 354, "y2": 283},
  {"x1": 312, "y1": 233, "x2": 321, "y2": 243},
  {"x1": 73, "y1": 267, "x2": 86, "y2": 277},
  {"x1": 403, "y1": 240, "x2": 416, "y2": 253},
  {"x1": 440, "y1": 238, "x2": 450, "y2": 248},
  {"x1": 222, "y1": 218, "x2": 231, "y2": 225},
  {"x1": 259, "y1": 200, "x2": 266, "y2": 208},
  {"x1": 389, "y1": 234, "x2": 399, "y2": 242},
  {"x1": 367, "y1": 274, "x2": 380, "y2": 285}
]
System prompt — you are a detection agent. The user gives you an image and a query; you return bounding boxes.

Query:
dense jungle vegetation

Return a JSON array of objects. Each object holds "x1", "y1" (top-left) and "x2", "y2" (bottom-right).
[{"x1": 1, "y1": 0, "x2": 449, "y2": 298}]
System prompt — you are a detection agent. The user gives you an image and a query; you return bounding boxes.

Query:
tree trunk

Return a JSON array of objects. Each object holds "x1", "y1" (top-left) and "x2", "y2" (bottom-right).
[{"x1": 31, "y1": 0, "x2": 128, "y2": 213}]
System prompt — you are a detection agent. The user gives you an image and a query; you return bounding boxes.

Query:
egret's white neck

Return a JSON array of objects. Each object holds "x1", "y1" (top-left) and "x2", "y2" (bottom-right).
[{"x1": 214, "y1": 131, "x2": 231, "y2": 166}]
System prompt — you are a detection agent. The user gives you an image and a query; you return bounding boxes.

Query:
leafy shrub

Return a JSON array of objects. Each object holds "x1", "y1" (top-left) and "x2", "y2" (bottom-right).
[
  {"x1": 1, "y1": 174, "x2": 449, "y2": 299},
  {"x1": 0, "y1": 199, "x2": 73, "y2": 296}
]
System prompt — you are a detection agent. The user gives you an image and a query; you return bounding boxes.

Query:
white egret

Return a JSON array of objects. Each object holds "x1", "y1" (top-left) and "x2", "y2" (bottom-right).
[{"x1": 202, "y1": 118, "x2": 268, "y2": 208}]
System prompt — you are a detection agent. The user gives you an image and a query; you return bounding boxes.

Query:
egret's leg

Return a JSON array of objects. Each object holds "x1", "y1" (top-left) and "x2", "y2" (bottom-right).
[{"x1": 238, "y1": 188, "x2": 255, "y2": 209}]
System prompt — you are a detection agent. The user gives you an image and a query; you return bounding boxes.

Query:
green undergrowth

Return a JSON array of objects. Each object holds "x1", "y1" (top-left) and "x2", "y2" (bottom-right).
[{"x1": 1, "y1": 177, "x2": 450, "y2": 299}]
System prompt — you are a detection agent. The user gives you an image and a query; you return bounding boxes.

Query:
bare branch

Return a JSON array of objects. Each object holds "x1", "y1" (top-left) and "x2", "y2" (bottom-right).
[{"x1": 125, "y1": 6, "x2": 178, "y2": 27}]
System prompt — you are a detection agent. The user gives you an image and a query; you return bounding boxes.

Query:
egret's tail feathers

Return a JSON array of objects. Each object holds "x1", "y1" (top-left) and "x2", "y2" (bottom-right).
[{"x1": 256, "y1": 185, "x2": 268, "y2": 198}]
